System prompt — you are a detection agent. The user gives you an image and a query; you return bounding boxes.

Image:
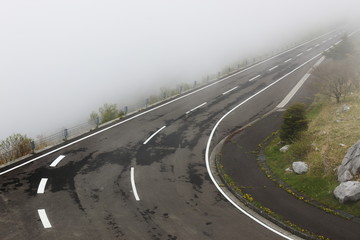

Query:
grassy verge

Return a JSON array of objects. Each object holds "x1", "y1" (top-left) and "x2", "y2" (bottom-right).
[{"x1": 265, "y1": 91, "x2": 360, "y2": 217}]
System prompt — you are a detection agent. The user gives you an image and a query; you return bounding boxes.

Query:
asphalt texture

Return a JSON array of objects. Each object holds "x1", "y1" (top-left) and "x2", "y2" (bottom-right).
[
  {"x1": 220, "y1": 79, "x2": 360, "y2": 239},
  {"x1": 0, "y1": 28, "x2": 355, "y2": 239}
]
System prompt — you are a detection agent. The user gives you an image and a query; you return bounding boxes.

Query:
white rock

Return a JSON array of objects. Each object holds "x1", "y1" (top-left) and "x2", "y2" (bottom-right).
[
  {"x1": 334, "y1": 181, "x2": 360, "y2": 203},
  {"x1": 342, "y1": 104, "x2": 350, "y2": 112},
  {"x1": 292, "y1": 161, "x2": 308, "y2": 174},
  {"x1": 285, "y1": 167, "x2": 293, "y2": 173},
  {"x1": 337, "y1": 140, "x2": 360, "y2": 182},
  {"x1": 280, "y1": 145, "x2": 290, "y2": 153},
  {"x1": 339, "y1": 143, "x2": 346, "y2": 147}
]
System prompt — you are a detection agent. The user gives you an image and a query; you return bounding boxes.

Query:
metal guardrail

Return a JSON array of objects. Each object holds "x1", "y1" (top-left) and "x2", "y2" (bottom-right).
[{"x1": 0, "y1": 43, "x2": 300, "y2": 165}]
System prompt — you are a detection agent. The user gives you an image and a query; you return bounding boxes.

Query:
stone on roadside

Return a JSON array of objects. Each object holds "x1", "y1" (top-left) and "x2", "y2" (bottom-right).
[
  {"x1": 337, "y1": 140, "x2": 360, "y2": 182},
  {"x1": 334, "y1": 181, "x2": 360, "y2": 203},
  {"x1": 280, "y1": 145, "x2": 290, "y2": 153},
  {"x1": 285, "y1": 167, "x2": 293, "y2": 173},
  {"x1": 292, "y1": 161, "x2": 308, "y2": 174}
]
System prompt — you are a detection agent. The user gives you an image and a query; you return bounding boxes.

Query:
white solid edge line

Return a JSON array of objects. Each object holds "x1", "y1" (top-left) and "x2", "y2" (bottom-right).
[
  {"x1": 268, "y1": 65, "x2": 278, "y2": 71},
  {"x1": 205, "y1": 51, "x2": 326, "y2": 240},
  {"x1": 50, "y1": 155, "x2": 65, "y2": 167},
  {"x1": 143, "y1": 126, "x2": 166, "y2": 145},
  {"x1": 37, "y1": 178, "x2": 48, "y2": 194},
  {"x1": 248, "y1": 75, "x2": 261, "y2": 82},
  {"x1": 296, "y1": 52, "x2": 303, "y2": 57},
  {"x1": 186, "y1": 102, "x2": 207, "y2": 115},
  {"x1": 131, "y1": 167, "x2": 140, "y2": 201},
  {"x1": 38, "y1": 209, "x2": 52, "y2": 228},
  {"x1": 222, "y1": 86, "x2": 238, "y2": 95},
  {"x1": 284, "y1": 58, "x2": 292, "y2": 63},
  {"x1": 0, "y1": 27, "x2": 342, "y2": 176}
]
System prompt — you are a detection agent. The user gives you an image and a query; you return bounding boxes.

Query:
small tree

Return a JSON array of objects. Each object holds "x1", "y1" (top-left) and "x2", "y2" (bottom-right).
[
  {"x1": 280, "y1": 103, "x2": 308, "y2": 143},
  {"x1": 313, "y1": 60, "x2": 355, "y2": 103},
  {"x1": 99, "y1": 103, "x2": 119, "y2": 124}
]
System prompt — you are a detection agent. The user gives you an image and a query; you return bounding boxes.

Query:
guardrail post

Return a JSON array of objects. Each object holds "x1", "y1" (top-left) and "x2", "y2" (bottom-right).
[
  {"x1": 145, "y1": 98, "x2": 149, "y2": 108},
  {"x1": 124, "y1": 106, "x2": 128, "y2": 116},
  {"x1": 30, "y1": 140, "x2": 35, "y2": 154},
  {"x1": 63, "y1": 129, "x2": 68, "y2": 141},
  {"x1": 194, "y1": 81, "x2": 197, "y2": 87},
  {"x1": 96, "y1": 116, "x2": 100, "y2": 128},
  {"x1": 163, "y1": 92, "x2": 166, "y2": 99}
]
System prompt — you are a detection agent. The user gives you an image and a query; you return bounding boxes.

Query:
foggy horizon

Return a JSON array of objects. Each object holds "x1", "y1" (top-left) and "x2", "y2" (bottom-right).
[{"x1": 1, "y1": 0, "x2": 360, "y2": 140}]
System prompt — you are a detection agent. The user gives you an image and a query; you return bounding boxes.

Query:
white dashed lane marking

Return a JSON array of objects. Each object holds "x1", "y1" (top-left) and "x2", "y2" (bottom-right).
[
  {"x1": 37, "y1": 178, "x2": 48, "y2": 194},
  {"x1": 143, "y1": 126, "x2": 166, "y2": 145},
  {"x1": 131, "y1": 167, "x2": 140, "y2": 201},
  {"x1": 38, "y1": 209, "x2": 52, "y2": 228},
  {"x1": 186, "y1": 102, "x2": 207, "y2": 115},
  {"x1": 222, "y1": 86, "x2": 238, "y2": 95},
  {"x1": 248, "y1": 75, "x2": 261, "y2": 82},
  {"x1": 268, "y1": 65, "x2": 278, "y2": 71},
  {"x1": 50, "y1": 155, "x2": 65, "y2": 167}
]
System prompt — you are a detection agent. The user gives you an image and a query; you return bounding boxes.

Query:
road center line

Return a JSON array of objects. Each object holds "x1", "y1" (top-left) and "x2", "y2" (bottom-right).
[
  {"x1": 306, "y1": 47, "x2": 312, "y2": 51},
  {"x1": 143, "y1": 126, "x2": 166, "y2": 145},
  {"x1": 38, "y1": 209, "x2": 52, "y2": 228},
  {"x1": 248, "y1": 75, "x2": 261, "y2": 82},
  {"x1": 315, "y1": 44, "x2": 320, "y2": 47},
  {"x1": 284, "y1": 58, "x2": 292, "y2": 63},
  {"x1": 335, "y1": 40, "x2": 343, "y2": 45},
  {"x1": 222, "y1": 86, "x2": 238, "y2": 95},
  {"x1": 186, "y1": 102, "x2": 207, "y2": 115},
  {"x1": 50, "y1": 155, "x2": 65, "y2": 167},
  {"x1": 0, "y1": 27, "x2": 342, "y2": 176},
  {"x1": 268, "y1": 65, "x2": 278, "y2": 71},
  {"x1": 296, "y1": 52, "x2": 303, "y2": 57},
  {"x1": 37, "y1": 178, "x2": 48, "y2": 194},
  {"x1": 130, "y1": 167, "x2": 140, "y2": 201}
]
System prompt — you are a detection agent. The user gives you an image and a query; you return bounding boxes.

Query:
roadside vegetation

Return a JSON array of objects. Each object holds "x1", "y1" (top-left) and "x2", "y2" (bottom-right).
[
  {"x1": 0, "y1": 134, "x2": 33, "y2": 165},
  {"x1": 0, "y1": 29, "x2": 342, "y2": 166},
  {"x1": 264, "y1": 35, "x2": 360, "y2": 216}
]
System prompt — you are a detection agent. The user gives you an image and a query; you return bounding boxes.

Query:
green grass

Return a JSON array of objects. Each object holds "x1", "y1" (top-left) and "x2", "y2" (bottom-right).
[{"x1": 265, "y1": 119, "x2": 360, "y2": 217}]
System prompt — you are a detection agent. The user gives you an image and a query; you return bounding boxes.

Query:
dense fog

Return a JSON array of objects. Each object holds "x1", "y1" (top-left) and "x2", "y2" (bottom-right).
[{"x1": 1, "y1": 0, "x2": 359, "y2": 139}]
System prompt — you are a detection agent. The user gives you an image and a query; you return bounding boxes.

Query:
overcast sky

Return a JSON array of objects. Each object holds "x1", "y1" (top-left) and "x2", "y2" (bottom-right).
[{"x1": 1, "y1": 0, "x2": 359, "y2": 140}]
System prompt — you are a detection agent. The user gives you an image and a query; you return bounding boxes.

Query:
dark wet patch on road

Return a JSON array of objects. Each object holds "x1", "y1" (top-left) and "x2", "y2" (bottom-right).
[
  {"x1": 136, "y1": 145, "x2": 176, "y2": 166},
  {"x1": 104, "y1": 212, "x2": 125, "y2": 239},
  {"x1": 187, "y1": 163, "x2": 204, "y2": 193}
]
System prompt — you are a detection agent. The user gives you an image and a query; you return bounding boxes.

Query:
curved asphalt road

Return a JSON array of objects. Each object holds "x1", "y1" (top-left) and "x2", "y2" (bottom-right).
[{"x1": 0, "y1": 27, "x2": 355, "y2": 240}]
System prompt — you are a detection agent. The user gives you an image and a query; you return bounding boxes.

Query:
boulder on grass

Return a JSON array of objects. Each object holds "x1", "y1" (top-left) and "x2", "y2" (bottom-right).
[
  {"x1": 337, "y1": 140, "x2": 360, "y2": 182},
  {"x1": 280, "y1": 145, "x2": 290, "y2": 153},
  {"x1": 292, "y1": 161, "x2": 308, "y2": 174},
  {"x1": 334, "y1": 181, "x2": 360, "y2": 203}
]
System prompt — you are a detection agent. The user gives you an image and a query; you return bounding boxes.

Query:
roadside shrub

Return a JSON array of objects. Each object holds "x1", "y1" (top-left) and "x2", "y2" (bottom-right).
[
  {"x1": 280, "y1": 103, "x2": 308, "y2": 143},
  {"x1": 99, "y1": 103, "x2": 119, "y2": 124},
  {"x1": 0, "y1": 134, "x2": 32, "y2": 163}
]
